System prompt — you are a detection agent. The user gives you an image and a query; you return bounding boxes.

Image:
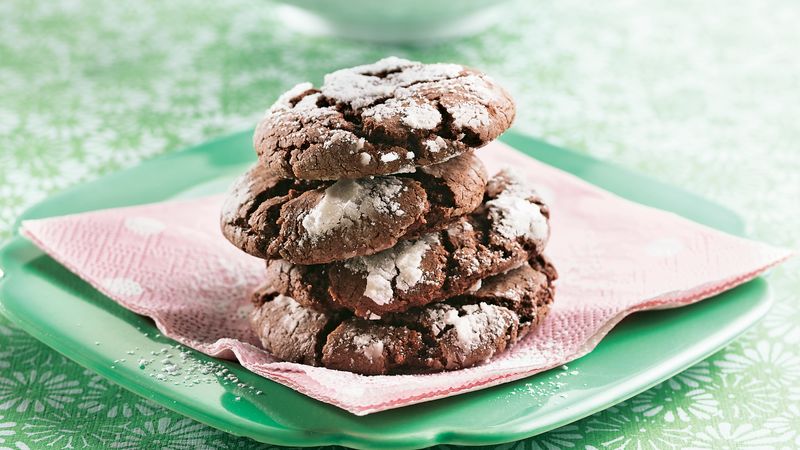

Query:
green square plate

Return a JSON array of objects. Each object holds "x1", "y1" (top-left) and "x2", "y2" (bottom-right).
[{"x1": 0, "y1": 131, "x2": 771, "y2": 449}]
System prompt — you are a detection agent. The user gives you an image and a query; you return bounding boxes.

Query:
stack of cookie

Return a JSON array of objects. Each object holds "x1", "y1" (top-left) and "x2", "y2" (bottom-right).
[{"x1": 221, "y1": 57, "x2": 557, "y2": 375}]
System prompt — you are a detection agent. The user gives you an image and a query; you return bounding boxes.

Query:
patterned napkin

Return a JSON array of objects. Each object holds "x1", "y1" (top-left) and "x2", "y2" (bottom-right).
[{"x1": 20, "y1": 142, "x2": 790, "y2": 415}]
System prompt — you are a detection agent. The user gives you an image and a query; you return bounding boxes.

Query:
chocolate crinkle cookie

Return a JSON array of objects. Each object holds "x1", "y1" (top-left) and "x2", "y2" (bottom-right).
[
  {"x1": 250, "y1": 257, "x2": 556, "y2": 375},
  {"x1": 222, "y1": 58, "x2": 557, "y2": 375},
  {"x1": 254, "y1": 56, "x2": 516, "y2": 180},
  {"x1": 220, "y1": 151, "x2": 487, "y2": 265},
  {"x1": 262, "y1": 170, "x2": 550, "y2": 318}
]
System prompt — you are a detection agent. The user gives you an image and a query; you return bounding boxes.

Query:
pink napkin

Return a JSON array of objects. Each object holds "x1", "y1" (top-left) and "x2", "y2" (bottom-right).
[{"x1": 21, "y1": 142, "x2": 790, "y2": 415}]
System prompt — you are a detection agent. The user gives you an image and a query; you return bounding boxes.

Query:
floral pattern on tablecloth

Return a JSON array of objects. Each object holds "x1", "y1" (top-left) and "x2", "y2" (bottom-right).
[{"x1": 1, "y1": 0, "x2": 798, "y2": 448}]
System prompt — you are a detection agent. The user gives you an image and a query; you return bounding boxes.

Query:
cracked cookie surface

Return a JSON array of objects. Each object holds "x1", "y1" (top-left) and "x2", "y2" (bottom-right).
[
  {"x1": 263, "y1": 170, "x2": 551, "y2": 317},
  {"x1": 220, "y1": 151, "x2": 487, "y2": 265},
  {"x1": 254, "y1": 57, "x2": 516, "y2": 180},
  {"x1": 250, "y1": 258, "x2": 556, "y2": 375}
]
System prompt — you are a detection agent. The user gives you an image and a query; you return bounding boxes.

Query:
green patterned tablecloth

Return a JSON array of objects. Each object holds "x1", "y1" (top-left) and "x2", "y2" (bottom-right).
[{"x1": 1, "y1": 1, "x2": 798, "y2": 448}]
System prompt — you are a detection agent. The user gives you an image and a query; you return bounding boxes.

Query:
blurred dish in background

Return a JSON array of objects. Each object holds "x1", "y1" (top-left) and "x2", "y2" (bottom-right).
[{"x1": 272, "y1": 0, "x2": 511, "y2": 43}]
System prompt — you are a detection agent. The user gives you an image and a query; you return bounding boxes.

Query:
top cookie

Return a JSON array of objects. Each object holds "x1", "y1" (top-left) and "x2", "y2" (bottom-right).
[{"x1": 254, "y1": 57, "x2": 516, "y2": 180}]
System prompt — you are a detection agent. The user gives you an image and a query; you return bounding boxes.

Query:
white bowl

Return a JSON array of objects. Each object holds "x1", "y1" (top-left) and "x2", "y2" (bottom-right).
[{"x1": 272, "y1": 0, "x2": 512, "y2": 44}]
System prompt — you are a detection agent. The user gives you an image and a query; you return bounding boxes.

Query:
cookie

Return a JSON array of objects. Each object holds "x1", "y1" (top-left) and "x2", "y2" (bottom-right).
[
  {"x1": 263, "y1": 170, "x2": 550, "y2": 318},
  {"x1": 220, "y1": 151, "x2": 487, "y2": 265},
  {"x1": 250, "y1": 258, "x2": 556, "y2": 375},
  {"x1": 254, "y1": 57, "x2": 516, "y2": 180}
]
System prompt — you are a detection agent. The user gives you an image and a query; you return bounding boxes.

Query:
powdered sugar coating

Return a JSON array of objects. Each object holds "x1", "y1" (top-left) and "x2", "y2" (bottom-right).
[
  {"x1": 436, "y1": 303, "x2": 510, "y2": 351},
  {"x1": 361, "y1": 98, "x2": 439, "y2": 128},
  {"x1": 268, "y1": 82, "x2": 312, "y2": 112},
  {"x1": 402, "y1": 102, "x2": 441, "y2": 129},
  {"x1": 275, "y1": 296, "x2": 301, "y2": 333},
  {"x1": 468, "y1": 279, "x2": 483, "y2": 292},
  {"x1": 443, "y1": 308, "x2": 477, "y2": 349},
  {"x1": 301, "y1": 179, "x2": 362, "y2": 237},
  {"x1": 322, "y1": 57, "x2": 463, "y2": 109},
  {"x1": 425, "y1": 136, "x2": 446, "y2": 153},
  {"x1": 380, "y1": 152, "x2": 399, "y2": 163},
  {"x1": 348, "y1": 234, "x2": 439, "y2": 305},
  {"x1": 292, "y1": 93, "x2": 322, "y2": 112},
  {"x1": 323, "y1": 129, "x2": 358, "y2": 150},
  {"x1": 353, "y1": 334, "x2": 385, "y2": 362},
  {"x1": 220, "y1": 175, "x2": 254, "y2": 223},
  {"x1": 302, "y1": 178, "x2": 405, "y2": 240},
  {"x1": 489, "y1": 194, "x2": 548, "y2": 242},
  {"x1": 394, "y1": 236, "x2": 436, "y2": 292},
  {"x1": 361, "y1": 256, "x2": 395, "y2": 305},
  {"x1": 487, "y1": 173, "x2": 549, "y2": 245},
  {"x1": 389, "y1": 165, "x2": 416, "y2": 174},
  {"x1": 460, "y1": 74, "x2": 507, "y2": 103},
  {"x1": 363, "y1": 341, "x2": 384, "y2": 362},
  {"x1": 269, "y1": 87, "x2": 337, "y2": 123},
  {"x1": 270, "y1": 294, "x2": 327, "y2": 335},
  {"x1": 450, "y1": 103, "x2": 491, "y2": 130}
]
